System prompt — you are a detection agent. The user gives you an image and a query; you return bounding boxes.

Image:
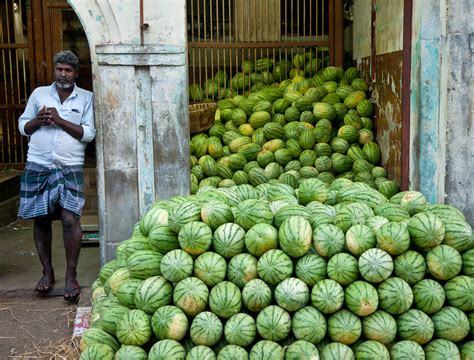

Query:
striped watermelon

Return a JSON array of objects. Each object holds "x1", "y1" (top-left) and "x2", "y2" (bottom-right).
[
  {"x1": 431, "y1": 306, "x2": 470, "y2": 342},
  {"x1": 186, "y1": 346, "x2": 216, "y2": 360},
  {"x1": 217, "y1": 345, "x2": 248, "y2": 359},
  {"x1": 114, "y1": 345, "x2": 147, "y2": 360},
  {"x1": 249, "y1": 340, "x2": 284, "y2": 360},
  {"x1": 365, "y1": 215, "x2": 389, "y2": 232},
  {"x1": 148, "y1": 339, "x2": 186, "y2": 360},
  {"x1": 96, "y1": 305, "x2": 129, "y2": 335},
  {"x1": 233, "y1": 199, "x2": 273, "y2": 230},
  {"x1": 408, "y1": 212, "x2": 445, "y2": 249},
  {"x1": 396, "y1": 309, "x2": 434, "y2": 345},
  {"x1": 256, "y1": 305, "x2": 291, "y2": 341},
  {"x1": 151, "y1": 305, "x2": 188, "y2": 341},
  {"x1": 297, "y1": 178, "x2": 329, "y2": 205},
  {"x1": 426, "y1": 245, "x2": 462, "y2": 280},
  {"x1": 168, "y1": 201, "x2": 201, "y2": 233},
  {"x1": 462, "y1": 249, "x2": 474, "y2": 276},
  {"x1": 190, "y1": 311, "x2": 223, "y2": 346},
  {"x1": 209, "y1": 281, "x2": 242, "y2": 319},
  {"x1": 160, "y1": 249, "x2": 193, "y2": 283},
  {"x1": 460, "y1": 342, "x2": 474, "y2": 360},
  {"x1": 285, "y1": 340, "x2": 319, "y2": 360},
  {"x1": 320, "y1": 343, "x2": 355, "y2": 360},
  {"x1": 242, "y1": 278, "x2": 272, "y2": 312},
  {"x1": 79, "y1": 343, "x2": 115, "y2": 360},
  {"x1": 200, "y1": 201, "x2": 234, "y2": 230},
  {"x1": 193, "y1": 252, "x2": 227, "y2": 286},
  {"x1": 173, "y1": 277, "x2": 209, "y2": 317},
  {"x1": 278, "y1": 216, "x2": 312, "y2": 258},
  {"x1": 274, "y1": 277, "x2": 309, "y2": 312},
  {"x1": 147, "y1": 225, "x2": 180, "y2": 254},
  {"x1": 326, "y1": 253, "x2": 359, "y2": 286},
  {"x1": 389, "y1": 341, "x2": 425, "y2": 360},
  {"x1": 213, "y1": 223, "x2": 246, "y2": 259},
  {"x1": 273, "y1": 204, "x2": 309, "y2": 229},
  {"x1": 334, "y1": 201, "x2": 374, "y2": 233},
  {"x1": 327, "y1": 309, "x2": 361, "y2": 345},
  {"x1": 442, "y1": 219, "x2": 473, "y2": 252},
  {"x1": 361, "y1": 310, "x2": 397, "y2": 345},
  {"x1": 377, "y1": 277, "x2": 413, "y2": 315},
  {"x1": 116, "y1": 309, "x2": 151, "y2": 346},
  {"x1": 311, "y1": 279, "x2": 344, "y2": 315},
  {"x1": 358, "y1": 248, "x2": 393, "y2": 283},
  {"x1": 423, "y1": 339, "x2": 460, "y2": 360},
  {"x1": 295, "y1": 253, "x2": 327, "y2": 286},
  {"x1": 227, "y1": 253, "x2": 258, "y2": 289},
  {"x1": 126, "y1": 250, "x2": 163, "y2": 280},
  {"x1": 312, "y1": 224, "x2": 346, "y2": 258},
  {"x1": 134, "y1": 276, "x2": 173, "y2": 315},
  {"x1": 115, "y1": 279, "x2": 143, "y2": 308},
  {"x1": 291, "y1": 305, "x2": 327, "y2": 344},
  {"x1": 178, "y1": 221, "x2": 213, "y2": 256},
  {"x1": 344, "y1": 281, "x2": 379, "y2": 316},
  {"x1": 355, "y1": 341, "x2": 389, "y2": 360},
  {"x1": 98, "y1": 260, "x2": 117, "y2": 284},
  {"x1": 257, "y1": 249, "x2": 293, "y2": 285},
  {"x1": 376, "y1": 221, "x2": 411, "y2": 255},
  {"x1": 399, "y1": 191, "x2": 427, "y2": 215},
  {"x1": 107, "y1": 268, "x2": 132, "y2": 296},
  {"x1": 139, "y1": 206, "x2": 169, "y2": 237},
  {"x1": 345, "y1": 224, "x2": 376, "y2": 256},
  {"x1": 244, "y1": 223, "x2": 278, "y2": 257},
  {"x1": 412, "y1": 279, "x2": 446, "y2": 314},
  {"x1": 224, "y1": 313, "x2": 256, "y2": 347},
  {"x1": 444, "y1": 275, "x2": 474, "y2": 311},
  {"x1": 393, "y1": 250, "x2": 426, "y2": 285},
  {"x1": 80, "y1": 327, "x2": 120, "y2": 352}
]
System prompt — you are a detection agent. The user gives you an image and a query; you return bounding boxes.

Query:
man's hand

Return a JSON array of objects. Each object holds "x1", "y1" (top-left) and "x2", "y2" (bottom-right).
[
  {"x1": 36, "y1": 105, "x2": 54, "y2": 126},
  {"x1": 45, "y1": 107, "x2": 63, "y2": 126}
]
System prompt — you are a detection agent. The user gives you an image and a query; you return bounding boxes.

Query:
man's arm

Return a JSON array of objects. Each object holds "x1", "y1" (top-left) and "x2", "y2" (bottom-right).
[{"x1": 47, "y1": 107, "x2": 84, "y2": 140}]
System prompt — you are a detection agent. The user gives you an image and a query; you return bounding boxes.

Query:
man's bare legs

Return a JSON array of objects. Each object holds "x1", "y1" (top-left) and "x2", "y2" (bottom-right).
[
  {"x1": 60, "y1": 208, "x2": 82, "y2": 302},
  {"x1": 33, "y1": 216, "x2": 55, "y2": 292}
]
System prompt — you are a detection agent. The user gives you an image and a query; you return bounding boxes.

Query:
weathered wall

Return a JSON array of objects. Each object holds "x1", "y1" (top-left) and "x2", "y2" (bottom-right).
[
  {"x1": 411, "y1": 0, "x2": 473, "y2": 225},
  {"x1": 353, "y1": 0, "x2": 404, "y2": 184},
  {"x1": 68, "y1": 0, "x2": 190, "y2": 262}
]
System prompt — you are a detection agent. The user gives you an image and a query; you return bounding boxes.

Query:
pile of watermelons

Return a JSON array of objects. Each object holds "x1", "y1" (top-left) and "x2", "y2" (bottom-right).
[{"x1": 79, "y1": 57, "x2": 473, "y2": 360}]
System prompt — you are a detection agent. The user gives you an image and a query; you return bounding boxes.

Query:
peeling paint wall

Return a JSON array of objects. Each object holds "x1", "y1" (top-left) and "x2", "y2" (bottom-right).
[
  {"x1": 68, "y1": 1, "x2": 189, "y2": 262},
  {"x1": 411, "y1": 0, "x2": 473, "y2": 225},
  {"x1": 353, "y1": 0, "x2": 404, "y2": 184}
]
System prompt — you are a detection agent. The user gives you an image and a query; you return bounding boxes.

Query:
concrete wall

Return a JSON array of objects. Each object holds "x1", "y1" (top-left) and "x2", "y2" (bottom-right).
[
  {"x1": 68, "y1": 0, "x2": 190, "y2": 262},
  {"x1": 353, "y1": 0, "x2": 404, "y2": 184},
  {"x1": 411, "y1": 0, "x2": 473, "y2": 225}
]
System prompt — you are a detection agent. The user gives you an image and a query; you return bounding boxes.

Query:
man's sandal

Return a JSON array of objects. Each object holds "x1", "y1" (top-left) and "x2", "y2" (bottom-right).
[{"x1": 64, "y1": 285, "x2": 81, "y2": 304}]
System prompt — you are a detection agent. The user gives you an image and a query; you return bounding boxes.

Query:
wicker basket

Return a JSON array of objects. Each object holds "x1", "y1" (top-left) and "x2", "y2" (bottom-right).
[{"x1": 189, "y1": 102, "x2": 217, "y2": 134}]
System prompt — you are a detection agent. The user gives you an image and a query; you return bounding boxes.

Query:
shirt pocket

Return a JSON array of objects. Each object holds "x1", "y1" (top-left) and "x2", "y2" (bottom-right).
[{"x1": 68, "y1": 109, "x2": 83, "y2": 125}]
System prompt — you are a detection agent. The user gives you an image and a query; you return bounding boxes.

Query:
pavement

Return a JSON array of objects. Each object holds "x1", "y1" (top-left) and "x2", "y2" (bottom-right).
[{"x1": 0, "y1": 216, "x2": 100, "y2": 359}]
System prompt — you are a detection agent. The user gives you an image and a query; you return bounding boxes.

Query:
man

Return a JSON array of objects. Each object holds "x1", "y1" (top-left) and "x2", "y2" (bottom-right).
[{"x1": 17, "y1": 50, "x2": 95, "y2": 303}]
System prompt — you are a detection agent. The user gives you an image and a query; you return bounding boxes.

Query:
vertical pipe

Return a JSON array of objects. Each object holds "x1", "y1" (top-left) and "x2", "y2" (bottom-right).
[
  {"x1": 401, "y1": 0, "x2": 413, "y2": 191},
  {"x1": 139, "y1": 0, "x2": 144, "y2": 46}
]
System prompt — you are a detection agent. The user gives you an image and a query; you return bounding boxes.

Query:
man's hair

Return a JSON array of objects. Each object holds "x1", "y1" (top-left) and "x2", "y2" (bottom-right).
[{"x1": 53, "y1": 50, "x2": 79, "y2": 70}]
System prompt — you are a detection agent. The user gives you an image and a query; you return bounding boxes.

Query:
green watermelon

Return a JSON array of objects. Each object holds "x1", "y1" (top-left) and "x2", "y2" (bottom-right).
[
  {"x1": 358, "y1": 248, "x2": 393, "y2": 283},
  {"x1": 312, "y1": 224, "x2": 346, "y2": 258},
  {"x1": 213, "y1": 223, "x2": 246, "y2": 259},
  {"x1": 444, "y1": 275, "x2": 474, "y2": 311},
  {"x1": 160, "y1": 249, "x2": 193, "y2": 283},
  {"x1": 147, "y1": 225, "x2": 180, "y2": 254},
  {"x1": 377, "y1": 277, "x2": 413, "y2": 315},
  {"x1": 311, "y1": 279, "x2": 344, "y2": 315},
  {"x1": 295, "y1": 253, "x2": 327, "y2": 286},
  {"x1": 431, "y1": 306, "x2": 470, "y2": 342},
  {"x1": 256, "y1": 305, "x2": 291, "y2": 341},
  {"x1": 291, "y1": 305, "x2": 327, "y2": 344},
  {"x1": 344, "y1": 281, "x2": 379, "y2": 316},
  {"x1": 257, "y1": 249, "x2": 293, "y2": 285},
  {"x1": 424, "y1": 339, "x2": 460, "y2": 360},
  {"x1": 193, "y1": 252, "x2": 227, "y2": 286},
  {"x1": 327, "y1": 253, "x2": 359, "y2": 286},
  {"x1": 426, "y1": 245, "x2": 462, "y2": 280},
  {"x1": 227, "y1": 253, "x2": 258, "y2": 289},
  {"x1": 116, "y1": 309, "x2": 151, "y2": 346},
  {"x1": 375, "y1": 221, "x2": 411, "y2": 255},
  {"x1": 80, "y1": 327, "x2": 120, "y2": 352},
  {"x1": 217, "y1": 344, "x2": 248, "y2": 359},
  {"x1": 190, "y1": 311, "x2": 224, "y2": 346},
  {"x1": 408, "y1": 212, "x2": 445, "y2": 249},
  {"x1": 389, "y1": 340, "x2": 425, "y2": 360},
  {"x1": 354, "y1": 341, "x2": 389, "y2": 360},
  {"x1": 186, "y1": 346, "x2": 216, "y2": 360},
  {"x1": 249, "y1": 340, "x2": 283, "y2": 360},
  {"x1": 209, "y1": 281, "x2": 242, "y2": 319},
  {"x1": 242, "y1": 278, "x2": 272, "y2": 313},
  {"x1": 151, "y1": 305, "x2": 188, "y2": 341},
  {"x1": 114, "y1": 345, "x2": 147, "y2": 360},
  {"x1": 178, "y1": 221, "x2": 213, "y2": 256},
  {"x1": 361, "y1": 310, "x2": 397, "y2": 345},
  {"x1": 284, "y1": 340, "x2": 319, "y2": 360},
  {"x1": 345, "y1": 224, "x2": 376, "y2": 256},
  {"x1": 320, "y1": 342, "x2": 355, "y2": 360},
  {"x1": 79, "y1": 343, "x2": 115, "y2": 360},
  {"x1": 244, "y1": 223, "x2": 279, "y2": 257},
  {"x1": 274, "y1": 277, "x2": 309, "y2": 312},
  {"x1": 173, "y1": 277, "x2": 209, "y2": 317},
  {"x1": 327, "y1": 309, "x2": 361, "y2": 345},
  {"x1": 148, "y1": 339, "x2": 186, "y2": 360},
  {"x1": 278, "y1": 216, "x2": 312, "y2": 257},
  {"x1": 134, "y1": 276, "x2": 173, "y2": 314},
  {"x1": 393, "y1": 250, "x2": 426, "y2": 285},
  {"x1": 396, "y1": 309, "x2": 434, "y2": 345},
  {"x1": 224, "y1": 313, "x2": 256, "y2": 347},
  {"x1": 412, "y1": 279, "x2": 446, "y2": 314}
]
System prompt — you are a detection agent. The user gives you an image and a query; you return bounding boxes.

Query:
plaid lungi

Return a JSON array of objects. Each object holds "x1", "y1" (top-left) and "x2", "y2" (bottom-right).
[{"x1": 17, "y1": 162, "x2": 84, "y2": 219}]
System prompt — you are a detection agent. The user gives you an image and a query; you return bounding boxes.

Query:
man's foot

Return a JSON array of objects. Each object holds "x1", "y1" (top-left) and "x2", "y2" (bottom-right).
[
  {"x1": 64, "y1": 281, "x2": 81, "y2": 304},
  {"x1": 35, "y1": 274, "x2": 55, "y2": 293}
]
